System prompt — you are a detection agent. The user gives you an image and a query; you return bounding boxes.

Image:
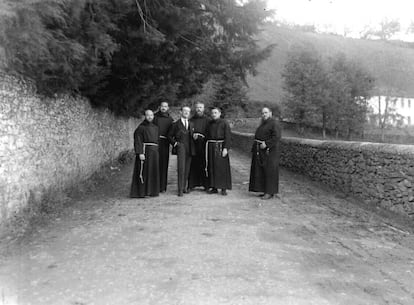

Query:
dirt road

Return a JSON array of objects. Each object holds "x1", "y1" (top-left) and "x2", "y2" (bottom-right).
[{"x1": 1, "y1": 150, "x2": 414, "y2": 305}]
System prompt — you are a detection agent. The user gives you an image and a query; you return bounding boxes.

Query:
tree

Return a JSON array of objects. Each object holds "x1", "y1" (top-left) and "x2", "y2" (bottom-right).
[
  {"x1": 281, "y1": 45, "x2": 330, "y2": 136},
  {"x1": 329, "y1": 54, "x2": 374, "y2": 139},
  {"x1": 327, "y1": 53, "x2": 374, "y2": 139},
  {"x1": 2, "y1": 0, "x2": 275, "y2": 116},
  {"x1": 360, "y1": 19, "x2": 401, "y2": 40},
  {"x1": 368, "y1": 93, "x2": 404, "y2": 142},
  {"x1": 377, "y1": 19, "x2": 401, "y2": 40},
  {"x1": 210, "y1": 69, "x2": 249, "y2": 117},
  {"x1": 2, "y1": 0, "x2": 119, "y2": 95},
  {"x1": 282, "y1": 48, "x2": 374, "y2": 139}
]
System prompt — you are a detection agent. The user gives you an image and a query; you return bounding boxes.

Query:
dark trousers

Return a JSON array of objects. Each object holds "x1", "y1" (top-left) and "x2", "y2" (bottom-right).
[
  {"x1": 177, "y1": 144, "x2": 192, "y2": 193},
  {"x1": 158, "y1": 138, "x2": 170, "y2": 192}
]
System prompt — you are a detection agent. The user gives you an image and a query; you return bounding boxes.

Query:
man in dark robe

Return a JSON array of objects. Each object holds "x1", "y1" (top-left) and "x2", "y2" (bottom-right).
[
  {"x1": 249, "y1": 107, "x2": 282, "y2": 200},
  {"x1": 168, "y1": 106, "x2": 196, "y2": 196},
  {"x1": 206, "y1": 107, "x2": 232, "y2": 195},
  {"x1": 130, "y1": 110, "x2": 160, "y2": 198},
  {"x1": 153, "y1": 102, "x2": 173, "y2": 193},
  {"x1": 188, "y1": 102, "x2": 210, "y2": 191}
]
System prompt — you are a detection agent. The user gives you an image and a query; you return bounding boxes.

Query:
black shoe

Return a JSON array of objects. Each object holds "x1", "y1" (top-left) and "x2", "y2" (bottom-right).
[
  {"x1": 178, "y1": 191, "x2": 183, "y2": 197},
  {"x1": 259, "y1": 193, "x2": 265, "y2": 197},
  {"x1": 207, "y1": 188, "x2": 218, "y2": 194},
  {"x1": 261, "y1": 194, "x2": 273, "y2": 200},
  {"x1": 221, "y1": 189, "x2": 227, "y2": 196}
]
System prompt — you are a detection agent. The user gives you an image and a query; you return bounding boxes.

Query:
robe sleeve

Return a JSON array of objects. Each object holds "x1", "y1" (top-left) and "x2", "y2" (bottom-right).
[
  {"x1": 166, "y1": 118, "x2": 174, "y2": 138},
  {"x1": 167, "y1": 121, "x2": 177, "y2": 146},
  {"x1": 134, "y1": 126, "x2": 144, "y2": 154},
  {"x1": 265, "y1": 121, "x2": 281, "y2": 150},
  {"x1": 223, "y1": 121, "x2": 231, "y2": 149}
]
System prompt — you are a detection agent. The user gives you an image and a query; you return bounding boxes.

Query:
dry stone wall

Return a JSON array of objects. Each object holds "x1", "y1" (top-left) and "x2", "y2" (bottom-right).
[
  {"x1": 232, "y1": 131, "x2": 414, "y2": 218},
  {"x1": 0, "y1": 74, "x2": 139, "y2": 224}
]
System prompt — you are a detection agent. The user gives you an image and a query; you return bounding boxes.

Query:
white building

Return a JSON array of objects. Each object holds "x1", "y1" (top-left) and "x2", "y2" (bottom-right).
[{"x1": 367, "y1": 96, "x2": 414, "y2": 126}]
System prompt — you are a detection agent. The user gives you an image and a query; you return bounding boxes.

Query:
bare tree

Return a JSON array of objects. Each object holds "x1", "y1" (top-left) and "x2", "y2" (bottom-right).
[
  {"x1": 373, "y1": 94, "x2": 404, "y2": 142},
  {"x1": 360, "y1": 19, "x2": 401, "y2": 40}
]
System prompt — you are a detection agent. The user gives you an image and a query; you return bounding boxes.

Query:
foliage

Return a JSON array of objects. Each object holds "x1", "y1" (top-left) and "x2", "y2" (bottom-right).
[
  {"x1": 282, "y1": 46, "x2": 375, "y2": 138},
  {"x1": 2, "y1": 0, "x2": 119, "y2": 95},
  {"x1": 209, "y1": 69, "x2": 250, "y2": 117},
  {"x1": 326, "y1": 54, "x2": 374, "y2": 138},
  {"x1": 367, "y1": 94, "x2": 405, "y2": 142},
  {"x1": 1, "y1": 0, "x2": 274, "y2": 116},
  {"x1": 244, "y1": 100, "x2": 281, "y2": 118},
  {"x1": 281, "y1": 45, "x2": 329, "y2": 131},
  {"x1": 360, "y1": 19, "x2": 401, "y2": 40}
]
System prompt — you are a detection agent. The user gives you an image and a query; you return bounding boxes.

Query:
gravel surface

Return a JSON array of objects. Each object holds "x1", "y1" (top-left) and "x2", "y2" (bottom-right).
[{"x1": 1, "y1": 150, "x2": 414, "y2": 305}]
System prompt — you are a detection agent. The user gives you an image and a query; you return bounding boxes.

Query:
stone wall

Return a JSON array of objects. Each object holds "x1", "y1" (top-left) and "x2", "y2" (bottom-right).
[
  {"x1": 232, "y1": 131, "x2": 414, "y2": 218},
  {"x1": 0, "y1": 74, "x2": 139, "y2": 225}
]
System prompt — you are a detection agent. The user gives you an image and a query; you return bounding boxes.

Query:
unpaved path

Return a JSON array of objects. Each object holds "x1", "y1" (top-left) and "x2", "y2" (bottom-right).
[{"x1": 1, "y1": 150, "x2": 414, "y2": 305}]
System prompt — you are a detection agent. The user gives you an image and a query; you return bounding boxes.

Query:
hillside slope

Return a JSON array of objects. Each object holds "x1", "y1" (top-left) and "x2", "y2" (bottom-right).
[{"x1": 247, "y1": 24, "x2": 414, "y2": 103}]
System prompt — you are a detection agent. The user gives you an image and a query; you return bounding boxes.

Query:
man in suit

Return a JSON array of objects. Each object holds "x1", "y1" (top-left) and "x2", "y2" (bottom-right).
[{"x1": 168, "y1": 106, "x2": 196, "y2": 196}]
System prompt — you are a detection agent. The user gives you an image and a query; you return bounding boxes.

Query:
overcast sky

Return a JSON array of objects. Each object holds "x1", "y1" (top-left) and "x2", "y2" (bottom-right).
[{"x1": 266, "y1": 0, "x2": 414, "y2": 40}]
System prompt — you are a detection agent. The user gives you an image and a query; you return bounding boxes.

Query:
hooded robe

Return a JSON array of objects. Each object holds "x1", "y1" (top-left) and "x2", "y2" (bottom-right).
[
  {"x1": 153, "y1": 111, "x2": 173, "y2": 192},
  {"x1": 206, "y1": 118, "x2": 232, "y2": 190},
  {"x1": 130, "y1": 120, "x2": 160, "y2": 198},
  {"x1": 248, "y1": 118, "x2": 281, "y2": 195}
]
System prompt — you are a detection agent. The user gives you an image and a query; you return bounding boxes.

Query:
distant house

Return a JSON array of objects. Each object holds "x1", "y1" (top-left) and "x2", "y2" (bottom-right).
[{"x1": 367, "y1": 96, "x2": 414, "y2": 126}]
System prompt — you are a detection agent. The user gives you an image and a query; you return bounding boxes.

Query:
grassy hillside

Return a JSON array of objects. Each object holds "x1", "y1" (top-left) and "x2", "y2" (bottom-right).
[{"x1": 247, "y1": 24, "x2": 414, "y2": 104}]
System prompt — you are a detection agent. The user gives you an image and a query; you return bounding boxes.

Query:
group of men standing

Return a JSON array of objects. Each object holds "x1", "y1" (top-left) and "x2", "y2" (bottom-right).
[
  {"x1": 130, "y1": 102, "x2": 232, "y2": 198},
  {"x1": 130, "y1": 102, "x2": 281, "y2": 200}
]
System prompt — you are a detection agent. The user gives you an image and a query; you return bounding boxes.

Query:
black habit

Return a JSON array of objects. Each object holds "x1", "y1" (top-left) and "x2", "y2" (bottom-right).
[
  {"x1": 248, "y1": 118, "x2": 281, "y2": 195},
  {"x1": 130, "y1": 120, "x2": 160, "y2": 198},
  {"x1": 206, "y1": 118, "x2": 232, "y2": 190},
  {"x1": 168, "y1": 119, "x2": 196, "y2": 194},
  {"x1": 188, "y1": 114, "x2": 210, "y2": 189},
  {"x1": 153, "y1": 111, "x2": 173, "y2": 192}
]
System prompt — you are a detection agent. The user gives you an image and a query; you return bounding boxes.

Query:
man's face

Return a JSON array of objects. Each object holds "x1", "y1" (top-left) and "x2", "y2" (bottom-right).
[
  {"x1": 195, "y1": 103, "x2": 205, "y2": 115},
  {"x1": 261, "y1": 108, "x2": 271, "y2": 121},
  {"x1": 160, "y1": 102, "x2": 169, "y2": 113},
  {"x1": 211, "y1": 109, "x2": 221, "y2": 120},
  {"x1": 181, "y1": 107, "x2": 191, "y2": 119},
  {"x1": 145, "y1": 110, "x2": 154, "y2": 122}
]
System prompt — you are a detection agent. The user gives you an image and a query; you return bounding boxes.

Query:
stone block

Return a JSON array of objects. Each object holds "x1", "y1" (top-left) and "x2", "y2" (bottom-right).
[{"x1": 403, "y1": 179, "x2": 412, "y2": 188}]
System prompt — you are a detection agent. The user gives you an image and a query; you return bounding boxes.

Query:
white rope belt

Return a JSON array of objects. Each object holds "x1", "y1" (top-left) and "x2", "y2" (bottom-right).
[
  {"x1": 159, "y1": 135, "x2": 167, "y2": 139},
  {"x1": 205, "y1": 140, "x2": 225, "y2": 176},
  {"x1": 140, "y1": 142, "x2": 158, "y2": 184},
  {"x1": 194, "y1": 132, "x2": 205, "y2": 138}
]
